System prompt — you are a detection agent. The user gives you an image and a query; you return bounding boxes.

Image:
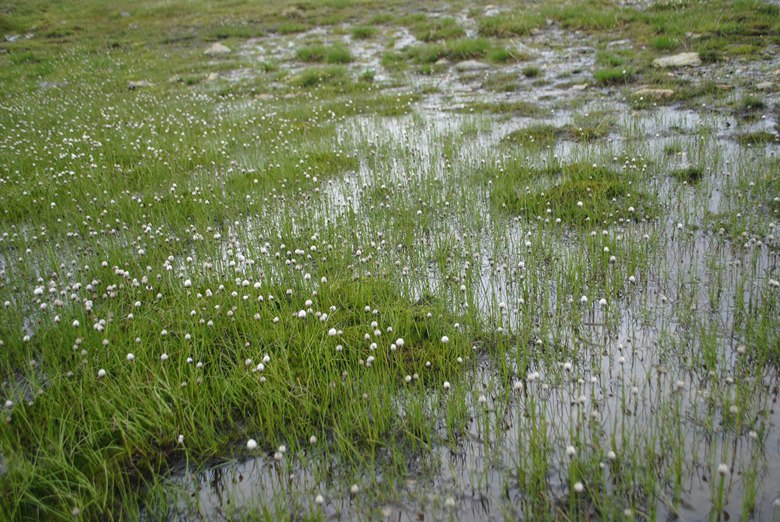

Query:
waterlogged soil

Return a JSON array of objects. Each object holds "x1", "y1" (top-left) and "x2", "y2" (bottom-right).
[
  {"x1": 157, "y1": 9, "x2": 780, "y2": 522},
  {"x1": 2, "y1": 2, "x2": 780, "y2": 521}
]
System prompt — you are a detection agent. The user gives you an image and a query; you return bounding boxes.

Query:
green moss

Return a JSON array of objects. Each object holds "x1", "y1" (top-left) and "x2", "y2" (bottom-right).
[
  {"x1": 504, "y1": 115, "x2": 614, "y2": 147},
  {"x1": 489, "y1": 162, "x2": 653, "y2": 227},
  {"x1": 504, "y1": 124, "x2": 561, "y2": 148}
]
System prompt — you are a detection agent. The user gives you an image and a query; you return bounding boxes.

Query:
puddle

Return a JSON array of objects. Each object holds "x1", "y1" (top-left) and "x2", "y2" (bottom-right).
[{"x1": 161, "y1": 93, "x2": 780, "y2": 520}]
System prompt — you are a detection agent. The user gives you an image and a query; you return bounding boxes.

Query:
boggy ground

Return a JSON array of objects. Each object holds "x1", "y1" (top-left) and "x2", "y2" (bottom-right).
[{"x1": 0, "y1": 0, "x2": 779, "y2": 520}]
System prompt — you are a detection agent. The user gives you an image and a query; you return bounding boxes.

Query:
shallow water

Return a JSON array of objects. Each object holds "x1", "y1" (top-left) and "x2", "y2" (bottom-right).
[{"x1": 164, "y1": 87, "x2": 780, "y2": 519}]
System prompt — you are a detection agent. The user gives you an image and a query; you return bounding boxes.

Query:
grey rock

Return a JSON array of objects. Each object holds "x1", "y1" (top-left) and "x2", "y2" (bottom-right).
[
  {"x1": 652, "y1": 52, "x2": 701, "y2": 68},
  {"x1": 38, "y1": 81, "x2": 68, "y2": 90},
  {"x1": 455, "y1": 60, "x2": 489, "y2": 71},
  {"x1": 204, "y1": 42, "x2": 231, "y2": 56},
  {"x1": 128, "y1": 80, "x2": 153, "y2": 90},
  {"x1": 633, "y1": 87, "x2": 674, "y2": 98}
]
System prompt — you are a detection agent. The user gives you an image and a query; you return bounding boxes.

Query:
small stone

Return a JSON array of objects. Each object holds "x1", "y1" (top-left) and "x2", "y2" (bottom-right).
[
  {"x1": 633, "y1": 87, "x2": 674, "y2": 99},
  {"x1": 607, "y1": 39, "x2": 632, "y2": 48},
  {"x1": 38, "y1": 81, "x2": 68, "y2": 90},
  {"x1": 128, "y1": 80, "x2": 152, "y2": 90},
  {"x1": 756, "y1": 81, "x2": 774, "y2": 91},
  {"x1": 652, "y1": 52, "x2": 701, "y2": 68},
  {"x1": 204, "y1": 42, "x2": 231, "y2": 56},
  {"x1": 455, "y1": 60, "x2": 490, "y2": 72}
]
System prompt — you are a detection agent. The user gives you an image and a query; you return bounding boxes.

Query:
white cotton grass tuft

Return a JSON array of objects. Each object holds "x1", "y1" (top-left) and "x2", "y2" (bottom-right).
[{"x1": 246, "y1": 439, "x2": 258, "y2": 450}]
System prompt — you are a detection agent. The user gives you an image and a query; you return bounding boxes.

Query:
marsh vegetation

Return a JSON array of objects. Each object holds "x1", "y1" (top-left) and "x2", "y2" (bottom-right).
[{"x1": 0, "y1": 0, "x2": 779, "y2": 520}]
